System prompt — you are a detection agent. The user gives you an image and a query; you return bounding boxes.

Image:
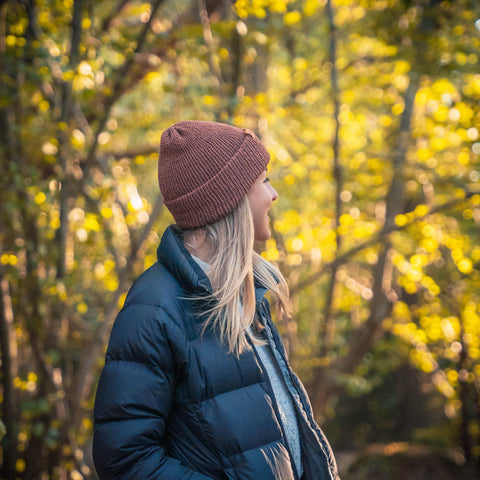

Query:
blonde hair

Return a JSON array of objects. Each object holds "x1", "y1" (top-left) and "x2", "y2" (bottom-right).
[{"x1": 183, "y1": 197, "x2": 290, "y2": 356}]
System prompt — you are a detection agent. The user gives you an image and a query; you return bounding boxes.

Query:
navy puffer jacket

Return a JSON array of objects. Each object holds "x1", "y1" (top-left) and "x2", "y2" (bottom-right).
[{"x1": 93, "y1": 226, "x2": 339, "y2": 480}]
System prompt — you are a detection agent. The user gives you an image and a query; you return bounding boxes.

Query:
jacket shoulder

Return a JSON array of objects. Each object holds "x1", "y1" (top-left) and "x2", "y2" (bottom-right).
[
  {"x1": 125, "y1": 262, "x2": 182, "y2": 307},
  {"x1": 106, "y1": 262, "x2": 193, "y2": 369},
  {"x1": 124, "y1": 262, "x2": 194, "y2": 328}
]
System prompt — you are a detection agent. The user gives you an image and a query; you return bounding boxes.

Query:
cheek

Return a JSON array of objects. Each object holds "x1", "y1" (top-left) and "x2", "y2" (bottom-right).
[
  {"x1": 247, "y1": 184, "x2": 272, "y2": 221},
  {"x1": 253, "y1": 195, "x2": 269, "y2": 216},
  {"x1": 262, "y1": 192, "x2": 272, "y2": 211}
]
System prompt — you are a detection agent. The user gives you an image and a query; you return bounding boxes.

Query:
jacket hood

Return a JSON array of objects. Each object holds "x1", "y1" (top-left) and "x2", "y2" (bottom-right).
[{"x1": 157, "y1": 225, "x2": 212, "y2": 296}]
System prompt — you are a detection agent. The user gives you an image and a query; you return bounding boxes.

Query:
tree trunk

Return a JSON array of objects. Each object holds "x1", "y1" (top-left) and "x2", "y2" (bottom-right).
[
  {"x1": 0, "y1": 273, "x2": 17, "y2": 480},
  {"x1": 310, "y1": 0, "x2": 343, "y2": 412}
]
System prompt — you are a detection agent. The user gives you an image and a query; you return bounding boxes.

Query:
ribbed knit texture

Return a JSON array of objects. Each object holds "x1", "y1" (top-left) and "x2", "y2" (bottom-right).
[
  {"x1": 250, "y1": 329, "x2": 304, "y2": 478},
  {"x1": 158, "y1": 120, "x2": 270, "y2": 229}
]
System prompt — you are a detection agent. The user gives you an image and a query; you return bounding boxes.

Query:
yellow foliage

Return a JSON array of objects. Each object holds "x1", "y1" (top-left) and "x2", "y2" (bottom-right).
[
  {"x1": 441, "y1": 317, "x2": 459, "y2": 341},
  {"x1": 126, "y1": 213, "x2": 136, "y2": 226},
  {"x1": 303, "y1": 0, "x2": 320, "y2": 16},
  {"x1": 391, "y1": 103, "x2": 404, "y2": 115},
  {"x1": 395, "y1": 214, "x2": 407, "y2": 227},
  {"x1": 403, "y1": 280, "x2": 417, "y2": 294},
  {"x1": 118, "y1": 293, "x2": 127, "y2": 310},
  {"x1": 16, "y1": 459, "x2": 26, "y2": 473},
  {"x1": 430, "y1": 136, "x2": 449, "y2": 151},
  {"x1": 339, "y1": 214, "x2": 353, "y2": 226},
  {"x1": 84, "y1": 214, "x2": 101, "y2": 232},
  {"x1": 432, "y1": 78, "x2": 456, "y2": 94},
  {"x1": 420, "y1": 237, "x2": 438, "y2": 253},
  {"x1": 105, "y1": 277, "x2": 119, "y2": 292},
  {"x1": 284, "y1": 11, "x2": 302, "y2": 25},
  {"x1": 265, "y1": 247, "x2": 280, "y2": 261},
  {"x1": 202, "y1": 95, "x2": 219, "y2": 106},
  {"x1": 463, "y1": 74, "x2": 480, "y2": 97},
  {"x1": 457, "y1": 258, "x2": 472, "y2": 274},
  {"x1": 144, "y1": 71, "x2": 163, "y2": 83},
  {"x1": 269, "y1": 0, "x2": 287, "y2": 13},
  {"x1": 94, "y1": 263, "x2": 106, "y2": 279},
  {"x1": 38, "y1": 100, "x2": 50, "y2": 112},
  {"x1": 5, "y1": 0, "x2": 480, "y2": 463},
  {"x1": 101, "y1": 207, "x2": 113, "y2": 219},
  {"x1": 392, "y1": 301, "x2": 410, "y2": 320},
  {"x1": 104, "y1": 259, "x2": 115, "y2": 272},
  {"x1": 432, "y1": 105, "x2": 449, "y2": 123},
  {"x1": 413, "y1": 204, "x2": 429, "y2": 217},
  {"x1": 82, "y1": 417, "x2": 93, "y2": 430},
  {"x1": 455, "y1": 52, "x2": 467, "y2": 66},
  {"x1": 144, "y1": 254, "x2": 156, "y2": 269},
  {"x1": 1, "y1": 254, "x2": 18, "y2": 266},
  {"x1": 77, "y1": 302, "x2": 88, "y2": 314},
  {"x1": 458, "y1": 151, "x2": 469, "y2": 165},
  {"x1": 291, "y1": 162, "x2": 307, "y2": 179},
  {"x1": 410, "y1": 254, "x2": 426, "y2": 268},
  {"x1": 284, "y1": 174, "x2": 295, "y2": 185},
  {"x1": 293, "y1": 58, "x2": 308, "y2": 71},
  {"x1": 455, "y1": 102, "x2": 474, "y2": 122},
  {"x1": 417, "y1": 147, "x2": 432, "y2": 161}
]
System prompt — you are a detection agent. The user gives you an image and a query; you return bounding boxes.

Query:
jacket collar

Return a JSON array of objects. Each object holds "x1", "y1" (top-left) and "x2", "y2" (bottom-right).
[
  {"x1": 157, "y1": 225, "x2": 268, "y2": 304},
  {"x1": 157, "y1": 225, "x2": 212, "y2": 295}
]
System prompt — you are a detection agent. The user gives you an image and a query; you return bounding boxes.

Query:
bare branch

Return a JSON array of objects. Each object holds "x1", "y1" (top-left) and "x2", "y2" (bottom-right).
[
  {"x1": 342, "y1": 55, "x2": 398, "y2": 71},
  {"x1": 99, "y1": 0, "x2": 130, "y2": 32},
  {"x1": 83, "y1": 0, "x2": 166, "y2": 173},
  {"x1": 97, "y1": 145, "x2": 159, "y2": 161},
  {"x1": 198, "y1": 0, "x2": 227, "y2": 118},
  {"x1": 291, "y1": 189, "x2": 478, "y2": 297},
  {"x1": 70, "y1": 0, "x2": 83, "y2": 65},
  {"x1": 333, "y1": 77, "x2": 419, "y2": 379}
]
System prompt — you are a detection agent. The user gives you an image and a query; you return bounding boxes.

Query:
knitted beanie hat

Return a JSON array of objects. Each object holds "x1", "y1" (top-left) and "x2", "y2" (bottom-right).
[{"x1": 158, "y1": 120, "x2": 270, "y2": 229}]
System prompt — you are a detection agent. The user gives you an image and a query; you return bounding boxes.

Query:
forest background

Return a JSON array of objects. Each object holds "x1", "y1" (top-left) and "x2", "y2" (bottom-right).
[{"x1": 1, "y1": 0, "x2": 480, "y2": 478}]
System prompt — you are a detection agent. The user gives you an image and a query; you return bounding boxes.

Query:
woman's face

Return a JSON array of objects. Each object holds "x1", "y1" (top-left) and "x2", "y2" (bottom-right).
[{"x1": 247, "y1": 170, "x2": 278, "y2": 242}]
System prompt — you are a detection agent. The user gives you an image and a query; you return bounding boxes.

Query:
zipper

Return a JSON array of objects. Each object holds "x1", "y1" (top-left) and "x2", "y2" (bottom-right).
[
  {"x1": 246, "y1": 328, "x2": 300, "y2": 480},
  {"x1": 260, "y1": 305, "x2": 336, "y2": 480}
]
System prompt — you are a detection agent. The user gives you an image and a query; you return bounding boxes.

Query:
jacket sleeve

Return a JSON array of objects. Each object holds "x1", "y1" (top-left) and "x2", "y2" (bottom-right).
[{"x1": 92, "y1": 302, "x2": 212, "y2": 480}]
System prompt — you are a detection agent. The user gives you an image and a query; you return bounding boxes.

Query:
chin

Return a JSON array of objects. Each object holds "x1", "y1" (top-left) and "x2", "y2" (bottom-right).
[{"x1": 255, "y1": 229, "x2": 271, "y2": 242}]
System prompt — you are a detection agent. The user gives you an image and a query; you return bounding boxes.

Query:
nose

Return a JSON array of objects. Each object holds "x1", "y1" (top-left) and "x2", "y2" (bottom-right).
[{"x1": 269, "y1": 184, "x2": 278, "y2": 202}]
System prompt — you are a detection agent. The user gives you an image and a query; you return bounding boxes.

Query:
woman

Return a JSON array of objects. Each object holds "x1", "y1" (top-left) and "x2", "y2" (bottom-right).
[{"x1": 93, "y1": 121, "x2": 340, "y2": 480}]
